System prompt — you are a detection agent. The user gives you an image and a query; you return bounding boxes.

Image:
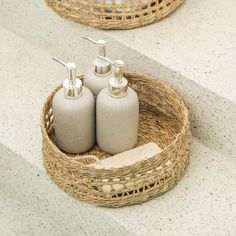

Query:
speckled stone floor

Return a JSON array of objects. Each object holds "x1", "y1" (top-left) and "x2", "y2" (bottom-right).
[{"x1": 0, "y1": 190, "x2": 62, "y2": 236}]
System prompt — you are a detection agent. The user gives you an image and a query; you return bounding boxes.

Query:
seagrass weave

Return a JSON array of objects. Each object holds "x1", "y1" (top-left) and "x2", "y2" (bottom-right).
[
  {"x1": 45, "y1": 0, "x2": 184, "y2": 29},
  {"x1": 41, "y1": 72, "x2": 191, "y2": 207}
]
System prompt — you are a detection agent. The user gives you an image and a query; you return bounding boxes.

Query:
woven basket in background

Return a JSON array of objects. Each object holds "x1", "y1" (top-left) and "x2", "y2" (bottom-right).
[
  {"x1": 41, "y1": 72, "x2": 191, "y2": 207},
  {"x1": 45, "y1": 0, "x2": 184, "y2": 29}
]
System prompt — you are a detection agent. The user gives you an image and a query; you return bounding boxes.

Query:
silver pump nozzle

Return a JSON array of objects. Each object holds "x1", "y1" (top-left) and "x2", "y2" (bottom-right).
[
  {"x1": 52, "y1": 57, "x2": 82, "y2": 99},
  {"x1": 97, "y1": 56, "x2": 128, "y2": 98},
  {"x1": 82, "y1": 36, "x2": 112, "y2": 75}
]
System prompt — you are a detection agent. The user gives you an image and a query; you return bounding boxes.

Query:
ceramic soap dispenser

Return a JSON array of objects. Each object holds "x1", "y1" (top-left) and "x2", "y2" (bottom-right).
[
  {"x1": 96, "y1": 57, "x2": 139, "y2": 154},
  {"x1": 52, "y1": 58, "x2": 95, "y2": 154},
  {"x1": 82, "y1": 36, "x2": 112, "y2": 97}
]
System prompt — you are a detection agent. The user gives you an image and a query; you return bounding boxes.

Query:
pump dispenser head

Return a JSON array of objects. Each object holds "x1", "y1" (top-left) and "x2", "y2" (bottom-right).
[
  {"x1": 52, "y1": 57, "x2": 82, "y2": 99},
  {"x1": 98, "y1": 56, "x2": 128, "y2": 98},
  {"x1": 82, "y1": 36, "x2": 112, "y2": 75}
]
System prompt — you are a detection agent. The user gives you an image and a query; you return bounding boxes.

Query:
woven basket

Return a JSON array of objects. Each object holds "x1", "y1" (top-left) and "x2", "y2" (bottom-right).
[
  {"x1": 41, "y1": 72, "x2": 191, "y2": 207},
  {"x1": 45, "y1": 0, "x2": 184, "y2": 30}
]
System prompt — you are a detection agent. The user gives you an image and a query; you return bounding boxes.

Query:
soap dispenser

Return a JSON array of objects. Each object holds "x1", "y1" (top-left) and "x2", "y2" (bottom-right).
[
  {"x1": 96, "y1": 57, "x2": 139, "y2": 154},
  {"x1": 82, "y1": 36, "x2": 112, "y2": 97},
  {"x1": 52, "y1": 58, "x2": 95, "y2": 154}
]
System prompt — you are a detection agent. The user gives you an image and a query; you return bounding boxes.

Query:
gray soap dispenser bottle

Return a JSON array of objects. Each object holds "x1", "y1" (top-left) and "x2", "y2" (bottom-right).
[
  {"x1": 96, "y1": 57, "x2": 139, "y2": 154},
  {"x1": 52, "y1": 58, "x2": 95, "y2": 154},
  {"x1": 82, "y1": 36, "x2": 112, "y2": 97}
]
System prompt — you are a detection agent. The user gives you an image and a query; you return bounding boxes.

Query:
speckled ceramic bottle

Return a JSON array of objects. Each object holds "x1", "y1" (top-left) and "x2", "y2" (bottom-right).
[
  {"x1": 83, "y1": 37, "x2": 112, "y2": 97},
  {"x1": 96, "y1": 57, "x2": 139, "y2": 154},
  {"x1": 52, "y1": 58, "x2": 95, "y2": 154}
]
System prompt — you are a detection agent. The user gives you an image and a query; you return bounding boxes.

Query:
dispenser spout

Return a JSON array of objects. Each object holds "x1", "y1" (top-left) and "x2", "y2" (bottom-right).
[
  {"x1": 97, "y1": 56, "x2": 124, "y2": 83},
  {"x1": 52, "y1": 57, "x2": 82, "y2": 99},
  {"x1": 97, "y1": 56, "x2": 128, "y2": 98},
  {"x1": 52, "y1": 57, "x2": 67, "y2": 67},
  {"x1": 82, "y1": 36, "x2": 111, "y2": 75},
  {"x1": 97, "y1": 56, "x2": 124, "y2": 68},
  {"x1": 82, "y1": 36, "x2": 107, "y2": 57},
  {"x1": 52, "y1": 57, "x2": 76, "y2": 84}
]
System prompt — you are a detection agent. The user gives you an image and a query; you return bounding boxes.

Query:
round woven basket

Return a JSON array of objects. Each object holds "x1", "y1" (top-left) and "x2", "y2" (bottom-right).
[
  {"x1": 45, "y1": 0, "x2": 184, "y2": 30},
  {"x1": 41, "y1": 72, "x2": 191, "y2": 207}
]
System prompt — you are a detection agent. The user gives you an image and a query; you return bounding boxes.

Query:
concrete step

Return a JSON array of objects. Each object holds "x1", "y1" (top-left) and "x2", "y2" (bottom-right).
[
  {"x1": 0, "y1": 0, "x2": 235, "y2": 157},
  {"x1": 0, "y1": 144, "x2": 134, "y2": 236},
  {"x1": 0, "y1": 189, "x2": 62, "y2": 236},
  {"x1": 0, "y1": 25, "x2": 235, "y2": 236}
]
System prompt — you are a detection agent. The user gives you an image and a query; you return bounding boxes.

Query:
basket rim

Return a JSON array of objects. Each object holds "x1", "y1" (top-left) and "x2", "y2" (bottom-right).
[
  {"x1": 45, "y1": 0, "x2": 185, "y2": 30},
  {"x1": 41, "y1": 71, "x2": 190, "y2": 172}
]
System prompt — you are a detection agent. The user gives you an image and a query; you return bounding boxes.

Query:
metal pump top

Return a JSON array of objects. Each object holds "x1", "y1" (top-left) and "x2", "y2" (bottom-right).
[
  {"x1": 98, "y1": 56, "x2": 128, "y2": 98},
  {"x1": 82, "y1": 36, "x2": 112, "y2": 75},
  {"x1": 52, "y1": 57, "x2": 82, "y2": 99}
]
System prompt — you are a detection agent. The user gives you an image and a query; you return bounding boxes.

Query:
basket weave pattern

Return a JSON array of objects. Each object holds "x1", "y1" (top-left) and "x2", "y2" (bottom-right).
[
  {"x1": 45, "y1": 0, "x2": 184, "y2": 29},
  {"x1": 41, "y1": 72, "x2": 191, "y2": 207}
]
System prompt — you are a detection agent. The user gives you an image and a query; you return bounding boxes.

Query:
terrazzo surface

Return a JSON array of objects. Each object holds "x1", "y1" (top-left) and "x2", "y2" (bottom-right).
[
  {"x1": 0, "y1": 190, "x2": 62, "y2": 236},
  {"x1": 0, "y1": 26, "x2": 61, "y2": 169},
  {"x1": 106, "y1": 0, "x2": 236, "y2": 103}
]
